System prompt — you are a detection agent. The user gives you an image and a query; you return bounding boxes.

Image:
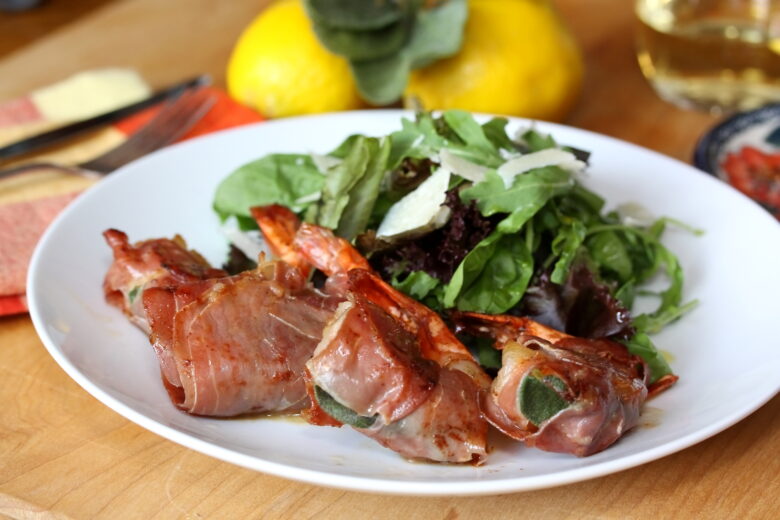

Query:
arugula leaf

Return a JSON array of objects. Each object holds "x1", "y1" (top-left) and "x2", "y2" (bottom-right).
[
  {"x1": 550, "y1": 220, "x2": 587, "y2": 284},
  {"x1": 481, "y1": 117, "x2": 517, "y2": 152},
  {"x1": 519, "y1": 128, "x2": 558, "y2": 152},
  {"x1": 213, "y1": 154, "x2": 324, "y2": 220},
  {"x1": 461, "y1": 167, "x2": 574, "y2": 219},
  {"x1": 443, "y1": 110, "x2": 499, "y2": 159},
  {"x1": 620, "y1": 332, "x2": 672, "y2": 383}
]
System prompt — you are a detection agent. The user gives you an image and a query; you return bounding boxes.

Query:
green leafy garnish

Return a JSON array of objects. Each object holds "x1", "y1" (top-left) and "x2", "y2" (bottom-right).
[
  {"x1": 314, "y1": 386, "x2": 377, "y2": 428},
  {"x1": 213, "y1": 154, "x2": 324, "y2": 222},
  {"x1": 128, "y1": 286, "x2": 140, "y2": 304},
  {"x1": 518, "y1": 373, "x2": 571, "y2": 426},
  {"x1": 213, "y1": 110, "x2": 698, "y2": 384},
  {"x1": 309, "y1": 0, "x2": 468, "y2": 105}
]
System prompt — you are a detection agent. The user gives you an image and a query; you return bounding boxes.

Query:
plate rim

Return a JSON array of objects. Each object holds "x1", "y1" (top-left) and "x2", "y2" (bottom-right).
[{"x1": 27, "y1": 109, "x2": 780, "y2": 496}]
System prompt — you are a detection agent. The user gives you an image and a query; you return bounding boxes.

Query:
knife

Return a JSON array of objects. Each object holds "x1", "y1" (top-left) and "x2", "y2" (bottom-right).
[{"x1": 0, "y1": 74, "x2": 211, "y2": 162}]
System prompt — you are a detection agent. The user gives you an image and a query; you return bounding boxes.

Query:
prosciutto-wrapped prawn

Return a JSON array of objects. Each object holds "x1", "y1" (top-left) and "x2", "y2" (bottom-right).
[
  {"x1": 251, "y1": 204, "x2": 490, "y2": 388},
  {"x1": 306, "y1": 270, "x2": 488, "y2": 463},
  {"x1": 453, "y1": 312, "x2": 649, "y2": 457},
  {"x1": 103, "y1": 229, "x2": 341, "y2": 416},
  {"x1": 251, "y1": 205, "x2": 490, "y2": 463}
]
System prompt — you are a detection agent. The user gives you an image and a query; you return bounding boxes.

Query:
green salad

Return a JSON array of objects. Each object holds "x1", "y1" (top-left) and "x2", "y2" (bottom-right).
[{"x1": 213, "y1": 110, "x2": 698, "y2": 383}]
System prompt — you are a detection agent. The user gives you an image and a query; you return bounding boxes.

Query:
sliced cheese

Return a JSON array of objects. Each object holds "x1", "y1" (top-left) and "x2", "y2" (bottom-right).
[
  {"x1": 497, "y1": 149, "x2": 585, "y2": 188},
  {"x1": 438, "y1": 148, "x2": 489, "y2": 183},
  {"x1": 376, "y1": 165, "x2": 452, "y2": 239}
]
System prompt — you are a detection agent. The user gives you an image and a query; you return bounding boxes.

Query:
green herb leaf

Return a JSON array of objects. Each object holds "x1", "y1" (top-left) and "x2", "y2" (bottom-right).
[
  {"x1": 461, "y1": 167, "x2": 573, "y2": 219},
  {"x1": 517, "y1": 373, "x2": 570, "y2": 426},
  {"x1": 586, "y1": 230, "x2": 633, "y2": 283},
  {"x1": 347, "y1": 0, "x2": 467, "y2": 105},
  {"x1": 337, "y1": 137, "x2": 392, "y2": 240},
  {"x1": 304, "y1": 0, "x2": 407, "y2": 30},
  {"x1": 404, "y1": 0, "x2": 467, "y2": 68},
  {"x1": 392, "y1": 270, "x2": 441, "y2": 301},
  {"x1": 481, "y1": 117, "x2": 517, "y2": 152},
  {"x1": 519, "y1": 128, "x2": 558, "y2": 152},
  {"x1": 620, "y1": 332, "x2": 672, "y2": 384},
  {"x1": 318, "y1": 136, "x2": 372, "y2": 229},
  {"x1": 311, "y1": 19, "x2": 410, "y2": 61},
  {"x1": 350, "y1": 53, "x2": 411, "y2": 106},
  {"x1": 476, "y1": 338, "x2": 502, "y2": 369},
  {"x1": 447, "y1": 233, "x2": 534, "y2": 313},
  {"x1": 128, "y1": 286, "x2": 140, "y2": 304},
  {"x1": 213, "y1": 154, "x2": 324, "y2": 220},
  {"x1": 314, "y1": 386, "x2": 377, "y2": 428},
  {"x1": 550, "y1": 220, "x2": 587, "y2": 284}
]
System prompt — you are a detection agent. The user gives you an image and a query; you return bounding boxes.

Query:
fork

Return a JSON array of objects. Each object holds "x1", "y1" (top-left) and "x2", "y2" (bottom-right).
[{"x1": 0, "y1": 87, "x2": 216, "y2": 180}]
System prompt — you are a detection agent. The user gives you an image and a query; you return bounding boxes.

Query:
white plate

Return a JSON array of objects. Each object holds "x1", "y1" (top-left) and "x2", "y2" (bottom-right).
[{"x1": 28, "y1": 110, "x2": 780, "y2": 496}]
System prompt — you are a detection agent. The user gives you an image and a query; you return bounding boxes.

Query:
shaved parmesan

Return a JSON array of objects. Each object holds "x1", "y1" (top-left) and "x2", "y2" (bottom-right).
[
  {"x1": 497, "y1": 149, "x2": 585, "y2": 188},
  {"x1": 438, "y1": 149, "x2": 489, "y2": 183},
  {"x1": 617, "y1": 202, "x2": 655, "y2": 227},
  {"x1": 376, "y1": 166, "x2": 452, "y2": 239}
]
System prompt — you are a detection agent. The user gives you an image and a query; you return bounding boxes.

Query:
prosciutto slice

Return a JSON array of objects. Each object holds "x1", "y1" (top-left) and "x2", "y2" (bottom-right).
[
  {"x1": 102, "y1": 229, "x2": 226, "y2": 332},
  {"x1": 104, "y1": 229, "x2": 341, "y2": 417},
  {"x1": 453, "y1": 312, "x2": 648, "y2": 457},
  {"x1": 168, "y1": 261, "x2": 341, "y2": 416},
  {"x1": 305, "y1": 271, "x2": 488, "y2": 464}
]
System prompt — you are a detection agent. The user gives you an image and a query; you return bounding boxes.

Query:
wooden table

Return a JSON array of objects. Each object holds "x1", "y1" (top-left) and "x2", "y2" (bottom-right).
[{"x1": 1, "y1": 1, "x2": 778, "y2": 518}]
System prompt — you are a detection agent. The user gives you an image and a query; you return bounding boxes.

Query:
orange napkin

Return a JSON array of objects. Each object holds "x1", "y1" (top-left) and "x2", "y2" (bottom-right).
[{"x1": 0, "y1": 77, "x2": 264, "y2": 316}]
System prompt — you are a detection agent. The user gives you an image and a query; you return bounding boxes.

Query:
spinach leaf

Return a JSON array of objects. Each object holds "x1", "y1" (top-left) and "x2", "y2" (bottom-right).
[
  {"x1": 586, "y1": 230, "x2": 633, "y2": 283},
  {"x1": 213, "y1": 154, "x2": 324, "y2": 220},
  {"x1": 449, "y1": 233, "x2": 534, "y2": 313}
]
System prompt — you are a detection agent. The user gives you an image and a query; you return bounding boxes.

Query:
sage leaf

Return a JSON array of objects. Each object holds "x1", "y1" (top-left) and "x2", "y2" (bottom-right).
[
  {"x1": 350, "y1": 53, "x2": 411, "y2": 106},
  {"x1": 347, "y1": 0, "x2": 467, "y2": 105},
  {"x1": 128, "y1": 286, "x2": 140, "y2": 304},
  {"x1": 304, "y1": 0, "x2": 407, "y2": 30},
  {"x1": 314, "y1": 386, "x2": 377, "y2": 428},
  {"x1": 517, "y1": 373, "x2": 570, "y2": 426},
  {"x1": 404, "y1": 0, "x2": 467, "y2": 68},
  {"x1": 311, "y1": 20, "x2": 410, "y2": 61}
]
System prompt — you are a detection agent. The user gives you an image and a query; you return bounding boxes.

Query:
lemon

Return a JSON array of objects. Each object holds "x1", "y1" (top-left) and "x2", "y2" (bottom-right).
[
  {"x1": 226, "y1": 0, "x2": 364, "y2": 118},
  {"x1": 405, "y1": 0, "x2": 583, "y2": 121}
]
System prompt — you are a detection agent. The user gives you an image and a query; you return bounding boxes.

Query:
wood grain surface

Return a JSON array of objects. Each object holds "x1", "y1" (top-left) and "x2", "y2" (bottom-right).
[{"x1": 1, "y1": 1, "x2": 778, "y2": 518}]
